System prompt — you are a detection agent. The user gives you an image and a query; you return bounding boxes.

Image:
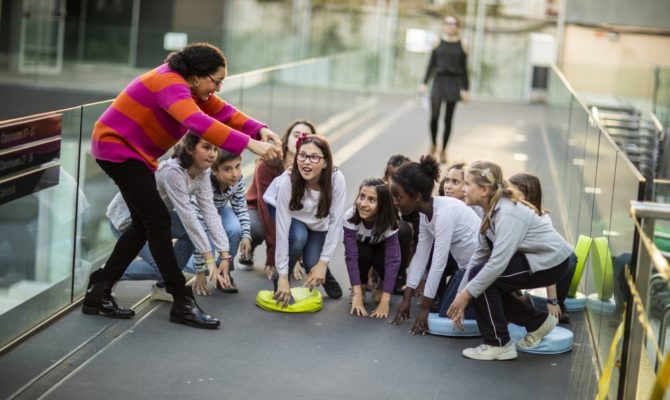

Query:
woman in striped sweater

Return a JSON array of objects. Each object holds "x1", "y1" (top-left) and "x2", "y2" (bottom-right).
[{"x1": 83, "y1": 42, "x2": 281, "y2": 329}]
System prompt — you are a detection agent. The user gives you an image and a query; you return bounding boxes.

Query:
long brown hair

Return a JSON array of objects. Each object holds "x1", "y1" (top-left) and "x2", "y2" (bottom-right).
[
  {"x1": 508, "y1": 172, "x2": 548, "y2": 216},
  {"x1": 289, "y1": 136, "x2": 334, "y2": 219},
  {"x1": 348, "y1": 177, "x2": 398, "y2": 235},
  {"x1": 466, "y1": 161, "x2": 534, "y2": 234}
]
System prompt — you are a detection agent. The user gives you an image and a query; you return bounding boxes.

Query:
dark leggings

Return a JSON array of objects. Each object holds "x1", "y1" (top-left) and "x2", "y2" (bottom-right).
[
  {"x1": 357, "y1": 241, "x2": 386, "y2": 286},
  {"x1": 430, "y1": 98, "x2": 457, "y2": 150},
  {"x1": 469, "y1": 253, "x2": 569, "y2": 346},
  {"x1": 96, "y1": 159, "x2": 186, "y2": 295}
]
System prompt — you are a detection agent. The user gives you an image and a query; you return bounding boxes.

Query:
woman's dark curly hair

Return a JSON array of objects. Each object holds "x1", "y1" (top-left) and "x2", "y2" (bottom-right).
[
  {"x1": 392, "y1": 155, "x2": 440, "y2": 201},
  {"x1": 166, "y1": 42, "x2": 227, "y2": 78}
]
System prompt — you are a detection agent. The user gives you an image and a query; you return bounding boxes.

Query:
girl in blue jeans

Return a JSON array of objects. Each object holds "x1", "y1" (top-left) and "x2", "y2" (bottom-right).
[
  {"x1": 271, "y1": 135, "x2": 346, "y2": 307},
  {"x1": 106, "y1": 134, "x2": 233, "y2": 300}
]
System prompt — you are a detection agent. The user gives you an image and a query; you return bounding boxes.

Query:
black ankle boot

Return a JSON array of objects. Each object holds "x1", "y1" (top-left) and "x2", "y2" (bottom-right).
[
  {"x1": 323, "y1": 269, "x2": 342, "y2": 299},
  {"x1": 170, "y1": 286, "x2": 220, "y2": 329},
  {"x1": 82, "y1": 271, "x2": 135, "y2": 319}
]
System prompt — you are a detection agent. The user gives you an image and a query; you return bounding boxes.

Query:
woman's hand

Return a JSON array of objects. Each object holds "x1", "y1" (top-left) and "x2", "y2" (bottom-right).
[
  {"x1": 419, "y1": 83, "x2": 428, "y2": 94},
  {"x1": 303, "y1": 260, "x2": 328, "y2": 289},
  {"x1": 547, "y1": 303, "x2": 561, "y2": 319},
  {"x1": 259, "y1": 127, "x2": 282, "y2": 146},
  {"x1": 371, "y1": 293, "x2": 391, "y2": 319},
  {"x1": 447, "y1": 290, "x2": 472, "y2": 330},
  {"x1": 350, "y1": 286, "x2": 368, "y2": 317},
  {"x1": 247, "y1": 139, "x2": 282, "y2": 160},
  {"x1": 460, "y1": 90, "x2": 470, "y2": 103},
  {"x1": 273, "y1": 274, "x2": 292, "y2": 308},
  {"x1": 193, "y1": 271, "x2": 211, "y2": 296}
]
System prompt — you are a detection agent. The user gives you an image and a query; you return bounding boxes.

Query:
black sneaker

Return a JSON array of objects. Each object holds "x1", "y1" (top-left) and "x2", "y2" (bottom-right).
[
  {"x1": 559, "y1": 304, "x2": 570, "y2": 324},
  {"x1": 323, "y1": 269, "x2": 342, "y2": 299}
]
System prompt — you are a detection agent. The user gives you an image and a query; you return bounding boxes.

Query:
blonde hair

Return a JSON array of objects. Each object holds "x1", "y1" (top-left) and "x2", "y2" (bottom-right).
[{"x1": 466, "y1": 161, "x2": 533, "y2": 234}]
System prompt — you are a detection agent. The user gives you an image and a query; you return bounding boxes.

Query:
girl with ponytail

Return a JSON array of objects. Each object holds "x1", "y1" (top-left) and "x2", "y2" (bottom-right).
[
  {"x1": 447, "y1": 161, "x2": 573, "y2": 361},
  {"x1": 388, "y1": 155, "x2": 480, "y2": 335}
]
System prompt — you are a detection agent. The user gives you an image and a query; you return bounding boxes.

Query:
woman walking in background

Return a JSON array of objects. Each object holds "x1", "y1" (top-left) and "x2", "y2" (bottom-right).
[{"x1": 420, "y1": 14, "x2": 470, "y2": 164}]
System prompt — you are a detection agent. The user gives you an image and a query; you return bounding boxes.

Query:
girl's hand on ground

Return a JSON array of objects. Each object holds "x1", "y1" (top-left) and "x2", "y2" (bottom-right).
[
  {"x1": 547, "y1": 303, "x2": 561, "y2": 319},
  {"x1": 264, "y1": 265, "x2": 277, "y2": 280},
  {"x1": 371, "y1": 298, "x2": 390, "y2": 319},
  {"x1": 391, "y1": 298, "x2": 411, "y2": 325},
  {"x1": 273, "y1": 275, "x2": 292, "y2": 308},
  {"x1": 293, "y1": 263, "x2": 306, "y2": 280},
  {"x1": 194, "y1": 272, "x2": 211, "y2": 296},
  {"x1": 239, "y1": 238, "x2": 252, "y2": 260},
  {"x1": 303, "y1": 261, "x2": 327, "y2": 289},
  {"x1": 447, "y1": 290, "x2": 471, "y2": 331},
  {"x1": 350, "y1": 293, "x2": 368, "y2": 317},
  {"x1": 410, "y1": 308, "x2": 430, "y2": 335}
]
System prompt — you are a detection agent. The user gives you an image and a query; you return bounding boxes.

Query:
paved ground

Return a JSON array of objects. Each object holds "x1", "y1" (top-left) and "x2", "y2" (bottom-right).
[{"x1": 0, "y1": 94, "x2": 598, "y2": 400}]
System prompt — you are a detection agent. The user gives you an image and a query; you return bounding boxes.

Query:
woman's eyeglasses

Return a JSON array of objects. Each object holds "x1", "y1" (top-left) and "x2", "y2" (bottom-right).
[
  {"x1": 296, "y1": 152, "x2": 325, "y2": 163},
  {"x1": 208, "y1": 74, "x2": 224, "y2": 87}
]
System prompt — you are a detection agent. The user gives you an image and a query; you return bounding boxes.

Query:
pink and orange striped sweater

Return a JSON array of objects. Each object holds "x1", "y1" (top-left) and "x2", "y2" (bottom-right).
[{"x1": 91, "y1": 63, "x2": 266, "y2": 171}]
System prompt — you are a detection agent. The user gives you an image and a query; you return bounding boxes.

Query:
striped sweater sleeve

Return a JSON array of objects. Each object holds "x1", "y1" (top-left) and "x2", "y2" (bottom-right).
[{"x1": 230, "y1": 178, "x2": 251, "y2": 240}]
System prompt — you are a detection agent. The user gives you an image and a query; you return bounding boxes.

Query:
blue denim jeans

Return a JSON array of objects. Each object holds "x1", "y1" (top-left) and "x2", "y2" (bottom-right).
[
  {"x1": 287, "y1": 219, "x2": 326, "y2": 276},
  {"x1": 267, "y1": 205, "x2": 326, "y2": 276},
  {"x1": 186, "y1": 206, "x2": 243, "y2": 271},
  {"x1": 111, "y1": 212, "x2": 195, "y2": 281}
]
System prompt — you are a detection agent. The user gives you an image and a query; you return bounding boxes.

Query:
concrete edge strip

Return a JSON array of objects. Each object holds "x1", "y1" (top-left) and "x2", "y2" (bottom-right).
[{"x1": 8, "y1": 299, "x2": 161, "y2": 400}]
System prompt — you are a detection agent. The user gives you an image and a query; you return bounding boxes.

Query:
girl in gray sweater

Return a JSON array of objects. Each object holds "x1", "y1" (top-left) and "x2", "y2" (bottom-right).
[{"x1": 447, "y1": 161, "x2": 573, "y2": 361}]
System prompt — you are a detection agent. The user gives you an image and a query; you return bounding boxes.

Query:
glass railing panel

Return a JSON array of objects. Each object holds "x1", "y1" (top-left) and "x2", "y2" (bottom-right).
[
  {"x1": 575, "y1": 123, "x2": 602, "y2": 304},
  {"x1": 73, "y1": 101, "x2": 117, "y2": 299},
  {"x1": 0, "y1": 106, "x2": 82, "y2": 349},
  {"x1": 564, "y1": 100, "x2": 590, "y2": 238},
  {"x1": 585, "y1": 132, "x2": 620, "y2": 391}
]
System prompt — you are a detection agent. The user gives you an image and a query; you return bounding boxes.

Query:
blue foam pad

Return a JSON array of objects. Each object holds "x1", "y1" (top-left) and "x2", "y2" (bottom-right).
[
  {"x1": 586, "y1": 293, "x2": 616, "y2": 315},
  {"x1": 428, "y1": 313, "x2": 481, "y2": 337},
  {"x1": 508, "y1": 323, "x2": 574, "y2": 354},
  {"x1": 525, "y1": 289, "x2": 586, "y2": 312},
  {"x1": 565, "y1": 292, "x2": 587, "y2": 312}
]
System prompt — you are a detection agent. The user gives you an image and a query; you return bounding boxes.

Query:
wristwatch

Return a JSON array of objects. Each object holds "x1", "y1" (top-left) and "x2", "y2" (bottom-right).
[{"x1": 547, "y1": 297, "x2": 559, "y2": 306}]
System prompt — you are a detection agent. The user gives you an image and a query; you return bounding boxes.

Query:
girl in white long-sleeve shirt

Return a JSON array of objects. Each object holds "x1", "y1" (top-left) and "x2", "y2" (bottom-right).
[
  {"x1": 388, "y1": 156, "x2": 480, "y2": 335},
  {"x1": 447, "y1": 160, "x2": 573, "y2": 361},
  {"x1": 272, "y1": 135, "x2": 346, "y2": 307}
]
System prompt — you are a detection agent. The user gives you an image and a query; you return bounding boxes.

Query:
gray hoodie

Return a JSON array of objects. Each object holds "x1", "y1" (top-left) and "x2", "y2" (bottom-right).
[{"x1": 460, "y1": 197, "x2": 574, "y2": 298}]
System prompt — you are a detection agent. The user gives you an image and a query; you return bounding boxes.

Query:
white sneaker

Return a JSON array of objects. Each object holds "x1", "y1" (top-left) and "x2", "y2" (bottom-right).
[
  {"x1": 463, "y1": 341, "x2": 517, "y2": 361},
  {"x1": 236, "y1": 263, "x2": 253, "y2": 271},
  {"x1": 516, "y1": 314, "x2": 558, "y2": 349},
  {"x1": 150, "y1": 283, "x2": 173, "y2": 302}
]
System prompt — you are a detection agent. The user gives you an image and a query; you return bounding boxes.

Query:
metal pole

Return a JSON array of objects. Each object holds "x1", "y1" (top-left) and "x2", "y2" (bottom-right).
[
  {"x1": 471, "y1": 0, "x2": 487, "y2": 94},
  {"x1": 128, "y1": 0, "x2": 140, "y2": 68},
  {"x1": 554, "y1": 0, "x2": 567, "y2": 65}
]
